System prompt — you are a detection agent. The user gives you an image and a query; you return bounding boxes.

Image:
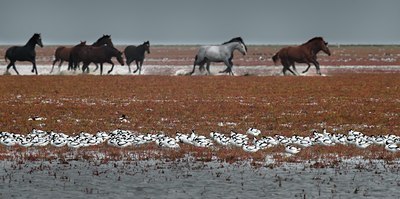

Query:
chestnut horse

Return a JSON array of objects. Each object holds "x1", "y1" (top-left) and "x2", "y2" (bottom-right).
[
  {"x1": 79, "y1": 45, "x2": 124, "y2": 75},
  {"x1": 68, "y1": 35, "x2": 114, "y2": 72},
  {"x1": 272, "y1": 37, "x2": 331, "y2": 75},
  {"x1": 52, "y1": 35, "x2": 113, "y2": 73}
]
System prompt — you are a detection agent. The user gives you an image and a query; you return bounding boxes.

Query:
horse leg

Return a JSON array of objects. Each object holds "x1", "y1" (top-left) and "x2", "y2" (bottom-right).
[
  {"x1": 221, "y1": 59, "x2": 234, "y2": 76},
  {"x1": 126, "y1": 59, "x2": 132, "y2": 73},
  {"x1": 287, "y1": 67, "x2": 296, "y2": 76},
  {"x1": 282, "y1": 60, "x2": 296, "y2": 76},
  {"x1": 6, "y1": 62, "x2": 13, "y2": 73},
  {"x1": 133, "y1": 60, "x2": 140, "y2": 73},
  {"x1": 12, "y1": 63, "x2": 20, "y2": 75},
  {"x1": 51, "y1": 58, "x2": 59, "y2": 73},
  {"x1": 291, "y1": 63, "x2": 300, "y2": 75},
  {"x1": 313, "y1": 61, "x2": 322, "y2": 75},
  {"x1": 282, "y1": 64, "x2": 294, "y2": 76},
  {"x1": 139, "y1": 60, "x2": 143, "y2": 75},
  {"x1": 82, "y1": 62, "x2": 90, "y2": 73},
  {"x1": 205, "y1": 61, "x2": 211, "y2": 75},
  {"x1": 58, "y1": 60, "x2": 63, "y2": 72},
  {"x1": 32, "y1": 61, "x2": 38, "y2": 75},
  {"x1": 100, "y1": 63, "x2": 103, "y2": 75},
  {"x1": 228, "y1": 59, "x2": 235, "y2": 76},
  {"x1": 107, "y1": 61, "x2": 115, "y2": 74},
  {"x1": 93, "y1": 63, "x2": 99, "y2": 72},
  {"x1": 302, "y1": 63, "x2": 311, "y2": 74}
]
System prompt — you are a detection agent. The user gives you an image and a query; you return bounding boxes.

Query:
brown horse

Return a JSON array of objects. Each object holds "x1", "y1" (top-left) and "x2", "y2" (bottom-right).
[
  {"x1": 272, "y1": 37, "x2": 331, "y2": 75},
  {"x1": 50, "y1": 46, "x2": 73, "y2": 73},
  {"x1": 80, "y1": 45, "x2": 124, "y2": 75},
  {"x1": 68, "y1": 35, "x2": 114, "y2": 71}
]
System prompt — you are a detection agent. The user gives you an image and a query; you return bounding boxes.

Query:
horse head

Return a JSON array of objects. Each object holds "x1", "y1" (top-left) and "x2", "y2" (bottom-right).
[
  {"x1": 237, "y1": 42, "x2": 247, "y2": 55},
  {"x1": 113, "y1": 48, "x2": 124, "y2": 66},
  {"x1": 33, "y1": 33, "x2": 43, "y2": 48},
  {"x1": 321, "y1": 40, "x2": 331, "y2": 56},
  {"x1": 143, "y1": 41, "x2": 150, "y2": 54},
  {"x1": 306, "y1": 37, "x2": 331, "y2": 56},
  {"x1": 223, "y1": 37, "x2": 248, "y2": 52}
]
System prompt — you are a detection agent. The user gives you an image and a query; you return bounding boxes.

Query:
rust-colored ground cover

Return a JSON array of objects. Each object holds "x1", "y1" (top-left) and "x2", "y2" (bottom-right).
[{"x1": 0, "y1": 74, "x2": 399, "y2": 162}]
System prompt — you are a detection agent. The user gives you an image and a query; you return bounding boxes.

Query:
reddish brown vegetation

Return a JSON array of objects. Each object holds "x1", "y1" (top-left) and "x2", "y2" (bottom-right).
[{"x1": 0, "y1": 74, "x2": 399, "y2": 161}]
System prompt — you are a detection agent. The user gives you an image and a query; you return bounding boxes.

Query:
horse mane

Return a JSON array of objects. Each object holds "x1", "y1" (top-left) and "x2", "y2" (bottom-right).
[
  {"x1": 26, "y1": 33, "x2": 41, "y2": 46},
  {"x1": 302, "y1": 37, "x2": 324, "y2": 45},
  {"x1": 222, "y1": 37, "x2": 248, "y2": 51},
  {"x1": 222, "y1": 37, "x2": 244, "y2": 45},
  {"x1": 93, "y1": 34, "x2": 111, "y2": 45},
  {"x1": 29, "y1": 33, "x2": 40, "y2": 41}
]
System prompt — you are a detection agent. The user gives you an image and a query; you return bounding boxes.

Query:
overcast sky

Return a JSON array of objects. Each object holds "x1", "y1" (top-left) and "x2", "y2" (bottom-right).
[{"x1": 0, "y1": 0, "x2": 399, "y2": 45}]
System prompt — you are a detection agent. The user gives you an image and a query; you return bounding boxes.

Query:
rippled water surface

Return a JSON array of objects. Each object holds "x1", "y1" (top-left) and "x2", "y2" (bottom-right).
[{"x1": 1, "y1": 159, "x2": 399, "y2": 198}]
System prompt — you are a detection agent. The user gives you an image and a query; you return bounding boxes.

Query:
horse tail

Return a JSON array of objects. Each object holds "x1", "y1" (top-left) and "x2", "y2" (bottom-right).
[
  {"x1": 4, "y1": 53, "x2": 7, "y2": 63},
  {"x1": 272, "y1": 52, "x2": 280, "y2": 65}
]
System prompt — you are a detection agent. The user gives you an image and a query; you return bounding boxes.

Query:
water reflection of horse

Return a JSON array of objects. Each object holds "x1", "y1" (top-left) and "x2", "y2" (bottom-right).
[
  {"x1": 124, "y1": 41, "x2": 150, "y2": 75},
  {"x1": 68, "y1": 35, "x2": 114, "y2": 72},
  {"x1": 4, "y1": 33, "x2": 43, "y2": 75},
  {"x1": 190, "y1": 37, "x2": 247, "y2": 76},
  {"x1": 272, "y1": 37, "x2": 331, "y2": 75}
]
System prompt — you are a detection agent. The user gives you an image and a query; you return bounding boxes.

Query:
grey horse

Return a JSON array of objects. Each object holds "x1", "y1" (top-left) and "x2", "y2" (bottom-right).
[{"x1": 190, "y1": 37, "x2": 247, "y2": 76}]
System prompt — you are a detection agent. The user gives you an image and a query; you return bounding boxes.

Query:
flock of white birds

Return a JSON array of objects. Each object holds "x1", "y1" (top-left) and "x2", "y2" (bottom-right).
[{"x1": 0, "y1": 128, "x2": 400, "y2": 155}]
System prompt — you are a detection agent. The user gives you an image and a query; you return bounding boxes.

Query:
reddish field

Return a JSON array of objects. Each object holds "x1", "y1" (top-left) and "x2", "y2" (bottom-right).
[{"x1": 0, "y1": 74, "x2": 399, "y2": 162}]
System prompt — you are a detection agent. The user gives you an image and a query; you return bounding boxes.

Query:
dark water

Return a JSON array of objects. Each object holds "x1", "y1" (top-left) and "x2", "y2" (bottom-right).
[{"x1": 0, "y1": 159, "x2": 399, "y2": 199}]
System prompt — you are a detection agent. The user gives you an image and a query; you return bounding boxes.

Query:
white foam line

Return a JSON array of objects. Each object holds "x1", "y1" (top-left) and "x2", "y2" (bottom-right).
[{"x1": 1, "y1": 65, "x2": 400, "y2": 76}]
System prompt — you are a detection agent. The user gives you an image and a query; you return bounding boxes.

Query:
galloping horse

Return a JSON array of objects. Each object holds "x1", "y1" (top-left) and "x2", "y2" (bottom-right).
[
  {"x1": 124, "y1": 41, "x2": 150, "y2": 75},
  {"x1": 68, "y1": 35, "x2": 114, "y2": 72},
  {"x1": 190, "y1": 37, "x2": 247, "y2": 76},
  {"x1": 4, "y1": 33, "x2": 43, "y2": 75},
  {"x1": 79, "y1": 45, "x2": 124, "y2": 75},
  {"x1": 272, "y1": 37, "x2": 331, "y2": 75}
]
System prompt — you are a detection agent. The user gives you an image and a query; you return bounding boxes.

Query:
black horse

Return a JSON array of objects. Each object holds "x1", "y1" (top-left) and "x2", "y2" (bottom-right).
[
  {"x1": 4, "y1": 33, "x2": 43, "y2": 75},
  {"x1": 124, "y1": 41, "x2": 150, "y2": 74}
]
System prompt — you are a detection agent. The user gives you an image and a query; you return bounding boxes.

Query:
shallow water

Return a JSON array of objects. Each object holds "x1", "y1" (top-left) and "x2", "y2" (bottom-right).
[
  {"x1": 1, "y1": 159, "x2": 399, "y2": 199},
  {"x1": 1, "y1": 64, "x2": 400, "y2": 76}
]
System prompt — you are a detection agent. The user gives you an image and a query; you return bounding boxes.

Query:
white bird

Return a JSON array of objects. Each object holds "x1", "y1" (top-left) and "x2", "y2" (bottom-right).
[
  {"x1": 242, "y1": 145, "x2": 259, "y2": 153},
  {"x1": 355, "y1": 139, "x2": 371, "y2": 149},
  {"x1": 385, "y1": 144, "x2": 399, "y2": 152},
  {"x1": 246, "y1": 128, "x2": 261, "y2": 136},
  {"x1": 285, "y1": 145, "x2": 301, "y2": 154}
]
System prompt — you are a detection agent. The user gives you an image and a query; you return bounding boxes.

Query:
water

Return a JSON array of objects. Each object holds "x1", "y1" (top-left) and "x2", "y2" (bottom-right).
[{"x1": 1, "y1": 159, "x2": 399, "y2": 198}]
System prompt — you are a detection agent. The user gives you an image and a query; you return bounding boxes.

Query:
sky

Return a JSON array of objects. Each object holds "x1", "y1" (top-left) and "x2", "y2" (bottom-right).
[{"x1": 0, "y1": 0, "x2": 399, "y2": 45}]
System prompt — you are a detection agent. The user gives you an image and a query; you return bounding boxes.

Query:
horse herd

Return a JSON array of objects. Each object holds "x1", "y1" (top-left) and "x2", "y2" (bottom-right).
[{"x1": 4, "y1": 33, "x2": 331, "y2": 76}]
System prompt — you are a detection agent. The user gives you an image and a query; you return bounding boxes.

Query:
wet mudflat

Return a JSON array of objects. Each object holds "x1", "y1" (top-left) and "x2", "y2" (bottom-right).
[{"x1": 1, "y1": 158, "x2": 399, "y2": 199}]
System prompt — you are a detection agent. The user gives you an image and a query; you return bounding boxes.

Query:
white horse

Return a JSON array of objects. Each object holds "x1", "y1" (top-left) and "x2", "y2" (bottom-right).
[{"x1": 190, "y1": 37, "x2": 247, "y2": 76}]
